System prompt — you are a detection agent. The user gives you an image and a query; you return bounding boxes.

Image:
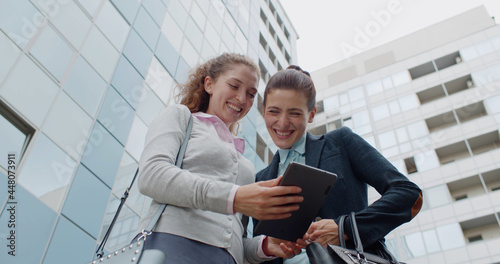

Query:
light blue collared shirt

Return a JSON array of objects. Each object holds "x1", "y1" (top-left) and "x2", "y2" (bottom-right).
[
  {"x1": 277, "y1": 134, "x2": 310, "y2": 264},
  {"x1": 277, "y1": 134, "x2": 307, "y2": 177}
]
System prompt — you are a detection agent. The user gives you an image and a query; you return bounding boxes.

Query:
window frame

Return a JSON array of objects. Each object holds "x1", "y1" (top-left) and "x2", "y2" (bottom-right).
[{"x1": 0, "y1": 99, "x2": 35, "y2": 166}]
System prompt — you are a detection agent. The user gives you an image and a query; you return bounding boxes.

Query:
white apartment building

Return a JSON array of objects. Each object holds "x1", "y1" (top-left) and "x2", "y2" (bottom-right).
[{"x1": 309, "y1": 6, "x2": 500, "y2": 264}]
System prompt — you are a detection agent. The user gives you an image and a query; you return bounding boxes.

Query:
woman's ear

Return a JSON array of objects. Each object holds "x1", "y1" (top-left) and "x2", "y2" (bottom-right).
[
  {"x1": 204, "y1": 76, "x2": 213, "y2": 94},
  {"x1": 308, "y1": 108, "x2": 317, "y2": 123}
]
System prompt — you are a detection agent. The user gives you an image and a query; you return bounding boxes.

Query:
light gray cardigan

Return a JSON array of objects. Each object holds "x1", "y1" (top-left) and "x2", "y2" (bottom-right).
[{"x1": 137, "y1": 104, "x2": 267, "y2": 264}]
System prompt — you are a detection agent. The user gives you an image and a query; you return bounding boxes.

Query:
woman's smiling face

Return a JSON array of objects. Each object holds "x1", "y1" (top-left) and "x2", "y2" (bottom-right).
[
  {"x1": 263, "y1": 89, "x2": 315, "y2": 149},
  {"x1": 205, "y1": 63, "x2": 259, "y2": 126}
]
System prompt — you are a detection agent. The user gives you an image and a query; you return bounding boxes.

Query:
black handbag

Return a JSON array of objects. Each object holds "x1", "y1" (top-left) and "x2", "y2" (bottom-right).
[
  {"x1": 306, "y1": 212, "x2": 404, "y2": 264},
  {"x1": 85, "y1": 115, "x2": 193, "y2": 264}
]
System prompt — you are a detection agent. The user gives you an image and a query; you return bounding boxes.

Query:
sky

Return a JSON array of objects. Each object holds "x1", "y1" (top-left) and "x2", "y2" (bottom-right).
[{"x1": 280, "y1": 0, "x2": 500, "y2": 72}]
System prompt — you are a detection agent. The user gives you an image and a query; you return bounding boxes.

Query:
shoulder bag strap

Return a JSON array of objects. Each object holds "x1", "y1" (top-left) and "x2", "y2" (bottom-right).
[
  {"x1": 142, "y1": 114, "x2": 193, "y2": 233},
  {"x1": 96, "y1": 169, "x2": 140, "y2": 258},
  {"x1": 96, "y1": 114, "x2": 194, "y2": 258}
]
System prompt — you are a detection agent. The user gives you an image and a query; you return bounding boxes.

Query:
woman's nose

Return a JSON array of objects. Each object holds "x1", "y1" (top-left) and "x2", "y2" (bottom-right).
[
  {"x1": 277, "y1": 114, "x2": 289, "y2": 126},
  {"x1": 236, "y1": 90, "x2": 246, "y2": 103}
]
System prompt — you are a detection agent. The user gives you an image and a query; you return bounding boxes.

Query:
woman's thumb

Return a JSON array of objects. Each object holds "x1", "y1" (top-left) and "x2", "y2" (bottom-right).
[{"x1": 259, "y1": 175, "x2": 283, "y2": 187}]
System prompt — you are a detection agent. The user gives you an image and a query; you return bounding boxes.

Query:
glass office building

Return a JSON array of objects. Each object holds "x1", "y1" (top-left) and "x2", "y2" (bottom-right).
[
  {"x1": 0, "y1": 0, "x2": 297, "y2": 263},
  {"x1": 310, "y1": 6, "x2": 500, "y2": 264}
]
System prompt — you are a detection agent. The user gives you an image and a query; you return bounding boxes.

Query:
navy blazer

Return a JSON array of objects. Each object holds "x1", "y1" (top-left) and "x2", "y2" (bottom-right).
[{"x1": 254, "y1": 127, "x2": 422, "y2": 263}]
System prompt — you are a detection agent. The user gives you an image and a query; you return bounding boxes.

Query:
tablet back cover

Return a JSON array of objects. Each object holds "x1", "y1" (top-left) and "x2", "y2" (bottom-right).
[{"x1": 254, "y1": 162, "x2": 337, "y2": 242}]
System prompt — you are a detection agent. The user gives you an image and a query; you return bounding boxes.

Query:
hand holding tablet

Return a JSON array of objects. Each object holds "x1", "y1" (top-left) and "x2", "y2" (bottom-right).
[{"x1": 254, "y1": 162, "x2": 338, "y2": 242}]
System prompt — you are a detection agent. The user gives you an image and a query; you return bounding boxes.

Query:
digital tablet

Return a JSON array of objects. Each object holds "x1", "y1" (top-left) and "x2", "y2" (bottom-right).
[{"x1": 254, "y1": 162, "x2": 338, "y2": 242}]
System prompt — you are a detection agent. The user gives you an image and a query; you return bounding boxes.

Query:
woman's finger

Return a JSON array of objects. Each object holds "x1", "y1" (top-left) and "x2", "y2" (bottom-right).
[{"x1": 279, "y1": 243, "x2": 295, "y2": 258}]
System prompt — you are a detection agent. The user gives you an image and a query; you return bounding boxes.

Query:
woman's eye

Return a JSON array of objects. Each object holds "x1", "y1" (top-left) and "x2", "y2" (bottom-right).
[
  {"x1": 248, "y1": 93, "x2": 256, "y2": 98},
  {"x1": 229, "y1": 83, "x2": 237, "y2": 89}
]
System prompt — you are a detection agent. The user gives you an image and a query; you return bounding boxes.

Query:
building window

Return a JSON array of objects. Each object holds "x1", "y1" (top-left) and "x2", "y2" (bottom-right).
[
  {"x1": 434, "y1": 51, "x2": 462, "y2": 70},
  {"x1": 417, "y1": 84, "x2": 446, "y2": 104},
  {"x1": 444, "y1": 74, "x2": 474, "y2": 95},
  {"x1": 267, "y1": 149, "x2": 274, "y2": 165},
  {"x1": 268, "y1": 24, "x2": 276, "y2": 40},
  {"x1": 259, "y1": 33, "x2": 268, "y2": 50},
  {"x1": 0, "y1": 100, "x2": 35, "y2": 170},
  {"x1": 285, "y1": 51, "x2": 291, "y2": 65},
  {"x1": 308, "y1": 125, "x2": 326, "y2": 135},
  {"x1": 268, "y1": 1, "x2": 276, "y2": 17},
  {"x1": 404, "y1": 223, "x2": 466, "y2": 258},
  {"x1": 260, "y1": 8, "x2": 267, "y2": 24},
  {"x1": 257, "y1": 93, "x2": 264, "y2": 116},
  {"x1": 468, "y1": 235, "x2": 483, "y2": 243},
  {"x1": 404, "y1": 157, "x2": 417, "y2": 174},
  {"x1": 284, "y1": 28, "x2": 290, "y2": 40},
  {"x1": 460, "y1": 214, "x2": 500, "y2": 245},
  {"x1": 409, "y1": 61, "x2": 436, "y2": 79},
  {"x1": 468, "y1": 130, "x2": 500, "y2": 155},
  {"x1": 256, "y1": 133, "x2": 267, "y2": 164},
  {"x1": 327, "y1": 119, "x2": 342, "y2": 131},
  {"x1": 277, "y1": 38, "x2": 284, "y2": 52},
  {"x1": 315, "y1": 101, "x2": 324, "y2": 114},
  {"x1": 259, "y1": 60, "x2": 270, "y2": 83},
  {"x1": 447, "y1": 175, "x2": 484, "y2": 201},
  {"x1": 269, "y1": 49, "x2": 277, "y2": 67}
]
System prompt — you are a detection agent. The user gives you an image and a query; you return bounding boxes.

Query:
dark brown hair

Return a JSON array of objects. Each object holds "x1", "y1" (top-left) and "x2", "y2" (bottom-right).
[
  {"x1": 263, "y1": 65, "x2": 316, "y2": 111},
  {"x1": 176, "y1": 53, "x2": 260, "y2": 113}
]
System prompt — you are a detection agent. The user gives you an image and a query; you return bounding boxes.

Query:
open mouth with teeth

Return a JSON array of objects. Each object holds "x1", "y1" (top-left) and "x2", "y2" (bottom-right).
[
  {"x1": 275, "y1": 129, "x2": 293, "y2": 137},
  {"x1": 227, "y1": 102, "x2": 243, "y2": 113}
]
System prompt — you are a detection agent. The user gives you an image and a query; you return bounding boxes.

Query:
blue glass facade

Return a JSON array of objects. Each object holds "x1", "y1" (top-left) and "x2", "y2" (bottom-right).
[{"x1": 0, "y1": 0, "x2": 297, "y2": 263}]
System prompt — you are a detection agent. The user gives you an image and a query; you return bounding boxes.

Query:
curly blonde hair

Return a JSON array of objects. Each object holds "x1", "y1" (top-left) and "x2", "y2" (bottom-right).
[
  {"x1": 176, "y1": 53, "x2": 260, "y2": 133},
  {"x1": 177, "y1": 53, "x2": 260, "y2": 111}
]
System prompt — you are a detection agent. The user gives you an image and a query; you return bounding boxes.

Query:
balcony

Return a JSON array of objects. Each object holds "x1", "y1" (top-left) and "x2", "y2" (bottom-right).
[
  {"x1": 409, "y1": 61, "x2": 436, "y2": 79},
  {"x1": 444, "y1": 75, "x2": 474, "y2": 96},
  {"x1": 434, "y1": 51, "x2": 462, "y2": 70},
  {"x1": 417, "y1": 84, "x2": 446, "y2": 104},
  {"x1": 460, "y1": 214, "x2": 500, "y2": 244},
  {"x1": 425, "y1": 110, "x2": 457, "y2": 132},
  {"x1": 483, "y1": 168, "x2": 500, "y2": 192},
  {"x1": 435, "y1": 130, "x2": 500, "y2": 165},
  {"x1": 416, "y1": 74, "x2": 474, "y2": 105},
  {"x1": 447, "y1": 175, "x2": 485, "y2": 202},
  {"x1": 425, "y1": 101, "x2": 487, "y2": 132}
]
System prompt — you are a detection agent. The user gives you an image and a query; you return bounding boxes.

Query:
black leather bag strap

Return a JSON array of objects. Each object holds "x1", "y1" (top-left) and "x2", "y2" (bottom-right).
[
  {"x1": 306, "y1": 242, "x2": 335, "y2": 264},
  {"x1": 349, "y1": 212, "x2": 367, "y2": 261},
  {"x1": 330, "y1": 212, "x2": 401, "y2": 264},
  {"x1": 95, "y1": 114, "x2": 193, "y2": 258},
  {"x1": 336, "y1": 212, "x2": 368, "y2": 264},
  {"x1": 338, "y1": 214, "x2": 348, "y2": 248}
]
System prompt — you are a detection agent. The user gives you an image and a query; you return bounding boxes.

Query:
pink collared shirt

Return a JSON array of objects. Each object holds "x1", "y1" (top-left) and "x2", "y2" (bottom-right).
[
  {"x1": 193, "y1": 112, "x2": 274, "y2": 259},
  {"x1": 192, "y1": 112, "x2": 245, "y2": 154},
  {"x1": 192, "y1": 112, "x2": 243, "y2": 215}
]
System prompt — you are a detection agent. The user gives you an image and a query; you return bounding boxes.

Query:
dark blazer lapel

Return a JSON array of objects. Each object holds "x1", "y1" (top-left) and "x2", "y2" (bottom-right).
[
  {"x1": 267, "y1": 151, "x2": 280, "y2": 179},
  {"x1": 305, "y1": 132, "x2": 325, "y2": 168}
]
